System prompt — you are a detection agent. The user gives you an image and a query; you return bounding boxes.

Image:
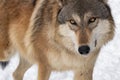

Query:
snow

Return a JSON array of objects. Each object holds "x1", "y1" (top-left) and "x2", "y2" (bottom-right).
[{"x1": 0, "y1": 0, "x2": 120, "y2": 80}]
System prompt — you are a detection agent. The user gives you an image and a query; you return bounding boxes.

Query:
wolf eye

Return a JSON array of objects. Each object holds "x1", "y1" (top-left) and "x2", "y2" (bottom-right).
[
  {"x1": 88, "y1": 17, "x2": 97, "y2": 23},
  {"x1": 69, "y1": 19, "x2": 77, "y2": 25}
]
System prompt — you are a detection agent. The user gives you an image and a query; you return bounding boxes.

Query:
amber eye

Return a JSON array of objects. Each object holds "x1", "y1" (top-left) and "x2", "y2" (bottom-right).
[
  {"x1": 88, "y1": 17, "x2": 97, "y2": 23},
  {"x1": 69, "y1": 20, "x2": 77, "y2": 25}
]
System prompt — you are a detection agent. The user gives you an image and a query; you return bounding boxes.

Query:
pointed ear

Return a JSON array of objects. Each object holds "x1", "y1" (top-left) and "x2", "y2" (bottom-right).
[{"x1": 57, "y1": 0, "x2": 67, "y2": 7}]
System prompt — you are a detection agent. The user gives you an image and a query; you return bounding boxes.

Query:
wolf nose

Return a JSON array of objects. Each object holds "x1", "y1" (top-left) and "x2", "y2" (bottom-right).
[{"x1": 78, "y1": 45, "x2": 90, "y2": 55}]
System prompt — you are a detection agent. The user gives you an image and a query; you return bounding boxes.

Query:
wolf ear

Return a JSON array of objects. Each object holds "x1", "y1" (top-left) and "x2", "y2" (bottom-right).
[{"x1": 57, "y1": 0, "x2": 67, "y2": 7}]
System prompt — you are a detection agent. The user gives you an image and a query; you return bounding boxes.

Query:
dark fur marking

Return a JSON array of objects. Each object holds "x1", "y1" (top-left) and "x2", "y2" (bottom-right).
[
  {"x1": 32, "y1": 0, "x2": 37, "y2": 6},
  {"x1": 0, "y1": 61, "x2": 9, "y2": 70},
  {"x1": 95, "y1": 40, "x2": 97, "y2": 47},
  {"x1": 32, "y1": 0, "x2": 55, "y2": 36}
]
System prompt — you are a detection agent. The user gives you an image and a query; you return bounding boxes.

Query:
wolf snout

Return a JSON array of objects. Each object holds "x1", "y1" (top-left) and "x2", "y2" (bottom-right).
[{"x1": 78, "y1": 45, "x2": 90, "y2": 55}]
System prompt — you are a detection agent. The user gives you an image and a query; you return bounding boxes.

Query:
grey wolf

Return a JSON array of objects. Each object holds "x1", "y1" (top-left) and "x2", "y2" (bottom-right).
[{"x1": 0, "y1": 0, "x2": 115, "y2": 80}]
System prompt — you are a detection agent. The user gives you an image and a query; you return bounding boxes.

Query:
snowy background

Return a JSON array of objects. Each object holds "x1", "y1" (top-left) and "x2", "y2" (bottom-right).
[{"x1": 0, "y1": 0, "x2": 120, "y2": 80}]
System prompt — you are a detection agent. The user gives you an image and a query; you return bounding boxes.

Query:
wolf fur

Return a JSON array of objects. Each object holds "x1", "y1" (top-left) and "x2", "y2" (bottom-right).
[{"x1": 0, "y1": 0, "x2": 114, "y2": 80}]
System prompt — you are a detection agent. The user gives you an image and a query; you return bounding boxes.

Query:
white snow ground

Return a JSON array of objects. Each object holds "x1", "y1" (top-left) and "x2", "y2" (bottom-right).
[{"x1": 0, "y1": 0, "x2": 120, "y2": 80}]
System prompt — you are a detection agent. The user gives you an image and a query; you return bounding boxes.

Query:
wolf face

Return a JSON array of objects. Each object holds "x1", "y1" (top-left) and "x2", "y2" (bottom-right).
[{"x1": 57, "y1": 0, "x2": 114, "y2": 55}]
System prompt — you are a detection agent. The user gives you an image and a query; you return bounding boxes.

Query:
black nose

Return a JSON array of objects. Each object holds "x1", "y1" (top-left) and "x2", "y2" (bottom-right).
[{"x1": 78, "y1": 45, "x2": 90, "y2": 55}]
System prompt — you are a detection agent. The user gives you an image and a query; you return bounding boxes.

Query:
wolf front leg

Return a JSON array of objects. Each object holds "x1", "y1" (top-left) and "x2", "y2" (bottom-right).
[
  {"x1": 74, "y1": 69, "x2": 93, "y2": 80},
  {"x1": 38, "y1": 63, "x2": 51, "y2": 80},
  {"x1": 13, "y1": 56, "x2": 32, "y2": 80}
]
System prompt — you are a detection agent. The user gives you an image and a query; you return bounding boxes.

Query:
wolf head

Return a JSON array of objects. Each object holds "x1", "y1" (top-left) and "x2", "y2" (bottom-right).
[{"x1": 56, "y1": 0, "x2": 114, "y2": 55}]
